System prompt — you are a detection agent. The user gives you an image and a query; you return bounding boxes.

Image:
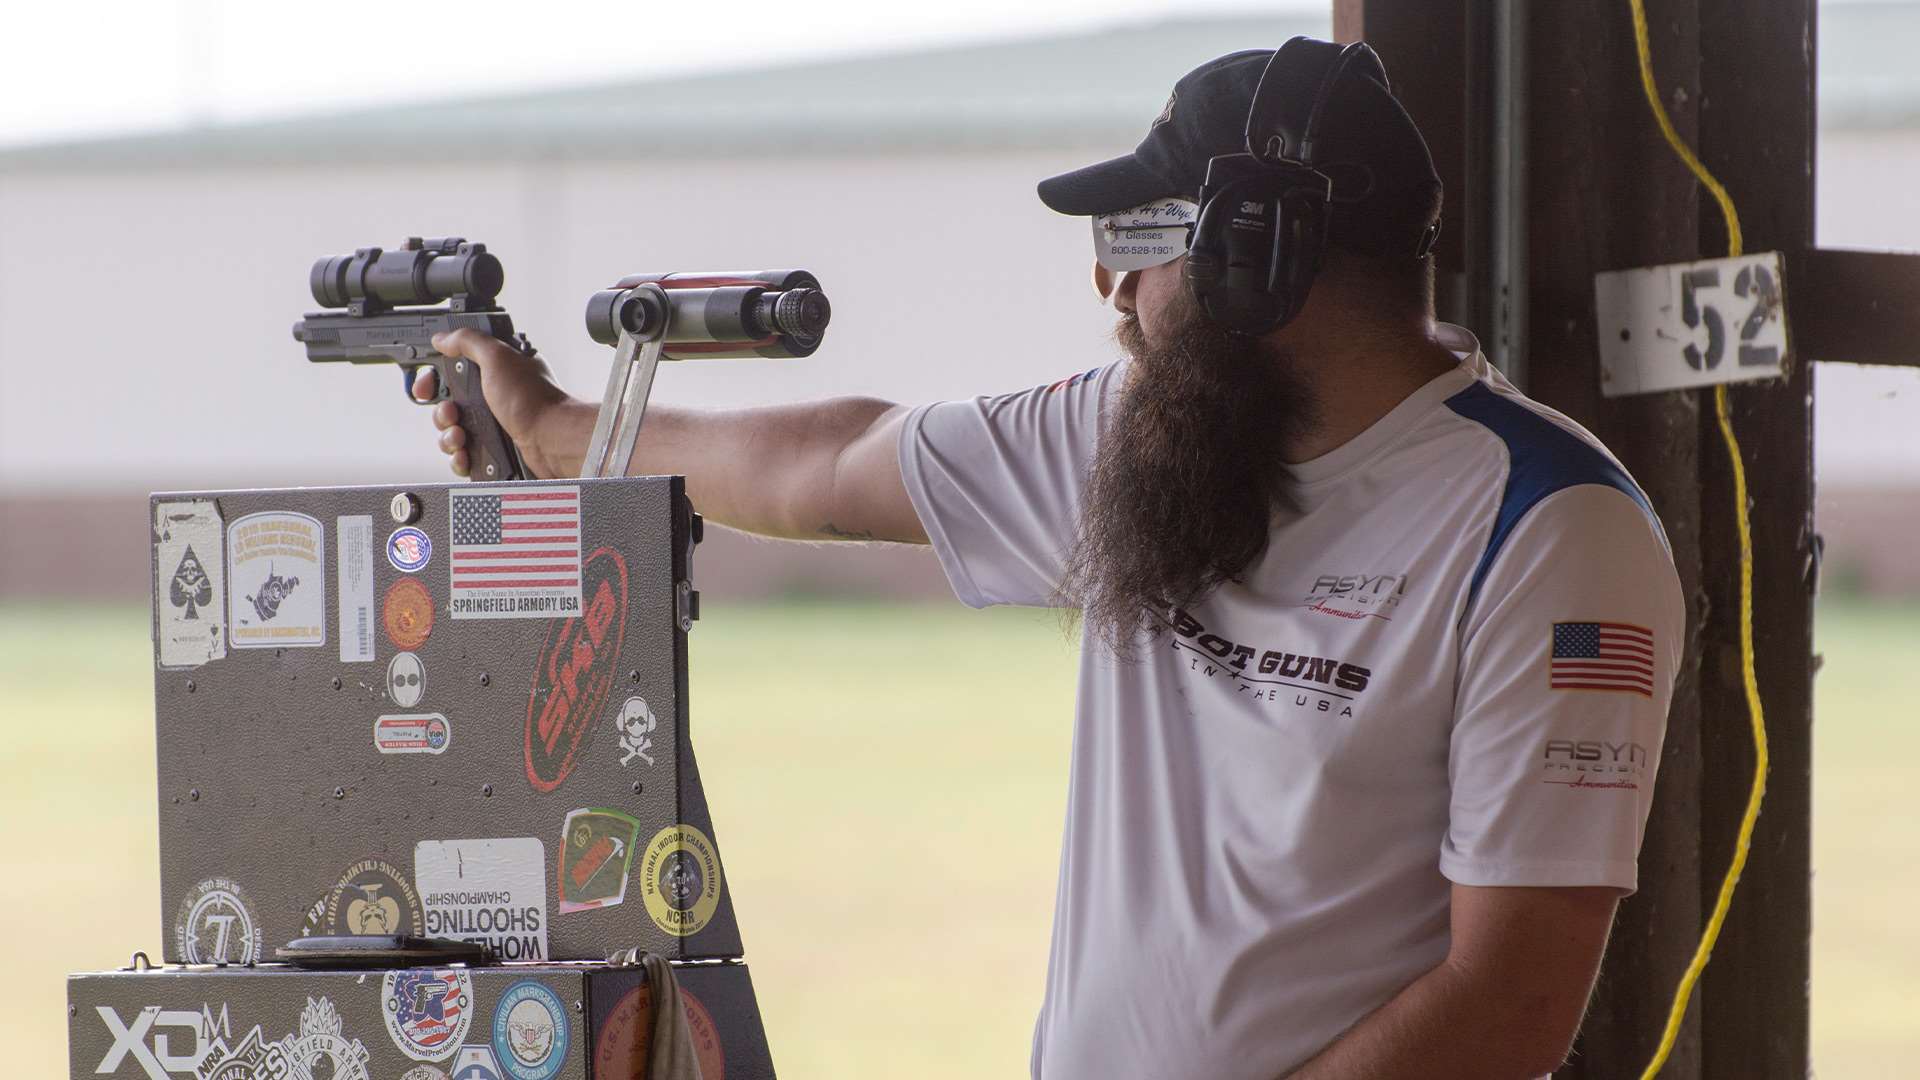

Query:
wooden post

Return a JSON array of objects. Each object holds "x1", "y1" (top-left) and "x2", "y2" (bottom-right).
[
  {"x1": 1335, "y1": 0, "x2": 1817, "y2": 1074},
  {"x1": 1693, "y1": 1, "x2": 1815, "y2": 1075},
  {"x1": 1518, "y1": 3, "x2": 1710, "y2": 1072}
]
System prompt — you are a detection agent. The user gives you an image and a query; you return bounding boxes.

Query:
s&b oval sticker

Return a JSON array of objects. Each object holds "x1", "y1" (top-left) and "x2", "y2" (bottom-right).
[{"x1": 525, "y1": 547, "x2": 629, "y2": 792}]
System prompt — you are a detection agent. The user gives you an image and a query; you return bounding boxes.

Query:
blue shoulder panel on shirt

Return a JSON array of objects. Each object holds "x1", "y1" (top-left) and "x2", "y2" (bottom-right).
[{"x1": 1444, "y1": 380, "x2": 1657, "y2": 610}]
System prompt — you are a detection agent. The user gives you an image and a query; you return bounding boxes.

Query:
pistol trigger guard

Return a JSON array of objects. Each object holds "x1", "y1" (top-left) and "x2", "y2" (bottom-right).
[{"x1": 398, "y1": 364, "x2": 448, "y2": 405}]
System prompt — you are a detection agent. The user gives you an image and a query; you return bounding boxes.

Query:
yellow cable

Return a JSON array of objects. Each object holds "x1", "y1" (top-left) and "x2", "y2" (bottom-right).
[{"x1": 1625, "y1": 1, "x2": 1771, "y2": 1076}]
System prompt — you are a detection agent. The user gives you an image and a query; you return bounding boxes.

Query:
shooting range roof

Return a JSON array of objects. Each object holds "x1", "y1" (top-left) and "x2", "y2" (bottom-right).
[{"x1": 0, "y1": 4, "x2": 1912, "y2": 171}]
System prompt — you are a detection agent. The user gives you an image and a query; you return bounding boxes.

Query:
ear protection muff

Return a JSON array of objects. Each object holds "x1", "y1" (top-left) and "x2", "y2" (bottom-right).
[{"x1": 1184, "y1": 39, "x2": 1386, "y2": 336}]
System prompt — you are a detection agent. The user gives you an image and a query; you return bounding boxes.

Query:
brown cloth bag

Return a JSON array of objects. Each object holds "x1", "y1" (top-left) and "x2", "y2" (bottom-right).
[{"x1": 640, "y1": 951, "x2": 706, "y2": 1080}]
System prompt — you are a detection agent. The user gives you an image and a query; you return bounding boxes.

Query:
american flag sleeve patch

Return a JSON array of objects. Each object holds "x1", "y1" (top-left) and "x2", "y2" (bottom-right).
[{"x1": 1550, "y1": 621, "x2": 1655, "y2": 697}]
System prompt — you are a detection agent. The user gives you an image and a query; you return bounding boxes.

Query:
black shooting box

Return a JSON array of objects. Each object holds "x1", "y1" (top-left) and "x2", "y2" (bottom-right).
[{"x1": 70, "y1": 475, "x2": 775, "y2": 1079}]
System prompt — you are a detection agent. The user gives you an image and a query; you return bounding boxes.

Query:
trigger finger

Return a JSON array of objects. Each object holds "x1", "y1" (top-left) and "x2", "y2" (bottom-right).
[{"x1": 412, "y1": 368, "x2": 439, "y2": 401}]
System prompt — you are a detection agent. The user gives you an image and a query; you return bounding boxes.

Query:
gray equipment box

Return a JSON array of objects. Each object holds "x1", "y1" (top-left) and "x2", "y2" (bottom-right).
[
  {"x1": 147, "y1": 477, "x2": 742, "y2": 963},
  {"x1": 70, "y1": 959, "x2": 773, "y2": 1079}
]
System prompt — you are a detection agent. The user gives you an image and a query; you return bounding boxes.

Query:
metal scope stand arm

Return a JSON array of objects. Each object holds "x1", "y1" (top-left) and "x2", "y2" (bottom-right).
[{"x1": 581, "y1": 283, "x2": 673, "y2": 480}]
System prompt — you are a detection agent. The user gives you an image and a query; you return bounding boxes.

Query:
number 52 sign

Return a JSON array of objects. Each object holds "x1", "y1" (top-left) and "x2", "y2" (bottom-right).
[{"x1": 1593, "y1": 251, "x2": 1790, "y2": 397}]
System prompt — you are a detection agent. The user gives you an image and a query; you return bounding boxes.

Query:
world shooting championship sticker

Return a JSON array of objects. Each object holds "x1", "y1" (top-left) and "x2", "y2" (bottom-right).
[
  {"x1": 389, "y1": 526, "x2": 433, "y2": 573},
  {"x1": 325, "y1": 857, "x2": 424, "y2": 936},
  {"x1": 640, "y1": 823, "x2": 723, "y2": 937},
  {"x1": 492, "y1": 980, "x2": 570, "y2": 1080},
  {"x1": 383, "y1": 968, "x2": 473, "y2": 1062}
]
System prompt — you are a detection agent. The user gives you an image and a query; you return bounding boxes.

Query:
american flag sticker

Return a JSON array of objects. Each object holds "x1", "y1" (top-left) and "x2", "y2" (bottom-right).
[
  {"x1": 448, "y1": 485, "x2": 583, "y2": 620},
  {"x1": 1550, "y1": 621, "x2": 1655, "y2": 697}
]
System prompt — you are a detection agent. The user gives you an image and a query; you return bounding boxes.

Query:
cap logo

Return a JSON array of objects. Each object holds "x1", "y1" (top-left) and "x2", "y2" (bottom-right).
[{"x1": 1151, "y1": 90, "x2": 1177, "y2": 130}]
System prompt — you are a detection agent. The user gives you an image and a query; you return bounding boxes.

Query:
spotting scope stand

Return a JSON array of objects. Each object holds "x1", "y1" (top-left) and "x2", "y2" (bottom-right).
[
  {"x1": 578, "y1": 271, "x2": 831, "y2": 479},
  {"x1": 581, "y1": 292, "x2": 670, "y2": 480}
]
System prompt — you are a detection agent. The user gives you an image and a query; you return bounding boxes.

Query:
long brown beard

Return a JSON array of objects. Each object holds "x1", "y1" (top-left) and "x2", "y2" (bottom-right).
[{"x1": 1060, "y1": 288, "x2": 1319, "y2": 654}]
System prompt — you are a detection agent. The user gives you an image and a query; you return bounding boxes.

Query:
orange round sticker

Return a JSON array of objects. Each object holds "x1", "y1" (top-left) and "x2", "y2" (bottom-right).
[
  {"x1": 383, "y1": 577, "x2": 435, "y2": 650},
  {"x1": 593, "y1": 984, "x2": 725, "y2": 1080}
]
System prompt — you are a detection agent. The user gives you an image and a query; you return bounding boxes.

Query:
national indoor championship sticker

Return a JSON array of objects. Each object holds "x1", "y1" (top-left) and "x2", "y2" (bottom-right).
[{"x1": 639, "y1": 823, "x2": 723, "y2": 937}]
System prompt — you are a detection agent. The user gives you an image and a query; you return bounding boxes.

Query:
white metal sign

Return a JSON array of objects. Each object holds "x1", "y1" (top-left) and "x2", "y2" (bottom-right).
[{"x1": 1593, "y1": 251, "x2": 1790, "y2": 397}]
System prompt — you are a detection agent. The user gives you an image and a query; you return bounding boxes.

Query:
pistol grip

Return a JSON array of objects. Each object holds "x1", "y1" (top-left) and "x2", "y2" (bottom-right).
[{"x1": 441, "y1": 357, "x2": 527, "y2": 481}]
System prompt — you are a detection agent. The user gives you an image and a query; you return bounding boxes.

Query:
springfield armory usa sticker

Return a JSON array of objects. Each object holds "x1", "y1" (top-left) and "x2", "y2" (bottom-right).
[
  {"x1": 279, "y1": 996, "x2": 371, "y2": 1080},
  {"x1": 448, "y1": 485, "x2": 582, "y2": 619},
  {"x1": 338, "y1": 514, "x2": 376, "y2": 662},
  {"x1": 415, "y1": 837, "x2": 550, "y2": 961},
  {"x1": 226, "y1": 511, "x2": 325, "y2": 648},
  {"x1": 153, "y1": 499, "x2": 227, "y2": 668}
]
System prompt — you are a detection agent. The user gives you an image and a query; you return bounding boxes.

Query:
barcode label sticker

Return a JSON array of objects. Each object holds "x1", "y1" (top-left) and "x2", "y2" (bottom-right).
[{"x1": 338, "y1": 514, "x2": 376, "y2": 662}]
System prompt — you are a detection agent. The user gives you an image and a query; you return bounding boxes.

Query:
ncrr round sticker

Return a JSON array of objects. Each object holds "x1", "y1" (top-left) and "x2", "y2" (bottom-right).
[
  {"x1": 640, "y1": 823, "x2": 723, "y2": 937},
  {"x1": 388, "y1": 526, "x2": 433, "y2": 572}
]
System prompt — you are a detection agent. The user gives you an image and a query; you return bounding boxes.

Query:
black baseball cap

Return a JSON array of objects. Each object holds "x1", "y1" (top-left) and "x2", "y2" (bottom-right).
[{"x1": 1037, "y1": 43, "x2": 1442, "y2": 256}]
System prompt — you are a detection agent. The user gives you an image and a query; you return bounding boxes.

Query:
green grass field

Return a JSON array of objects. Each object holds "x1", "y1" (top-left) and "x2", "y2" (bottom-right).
[{"x1": 2, "y1": 597, "x2": 1913, "y2": 1077}]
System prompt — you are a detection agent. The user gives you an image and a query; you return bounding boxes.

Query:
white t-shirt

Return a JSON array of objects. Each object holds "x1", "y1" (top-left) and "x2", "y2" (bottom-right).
[{"x1": 896, "y1": 325, "x2": 1685, "y2": 1080}]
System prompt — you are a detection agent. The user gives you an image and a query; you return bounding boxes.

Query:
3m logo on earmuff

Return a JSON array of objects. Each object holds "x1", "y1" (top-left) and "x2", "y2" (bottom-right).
[{"x1": 1184, "y1": 38, "x2": 1377, "y2": 336}]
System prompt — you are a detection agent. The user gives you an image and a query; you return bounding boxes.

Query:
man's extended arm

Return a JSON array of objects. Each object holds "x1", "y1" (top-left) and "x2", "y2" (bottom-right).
[
  {"x1": 1286, "y1": 884, "x2": 1619, "y2": 1080},
  {"x1": 420, "y1": 328, "x2": 929, "y2": 545}
]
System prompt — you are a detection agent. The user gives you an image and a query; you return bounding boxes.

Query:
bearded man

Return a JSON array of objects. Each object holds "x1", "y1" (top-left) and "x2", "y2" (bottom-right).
[{"x1": 420, "y1": 39, "x2": 1682, "y2": 1080}]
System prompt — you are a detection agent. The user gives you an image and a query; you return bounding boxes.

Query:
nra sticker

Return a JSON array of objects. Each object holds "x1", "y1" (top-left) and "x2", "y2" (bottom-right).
[
  {"x1": 196, "y1": 1025, "x2": 292, "y2": 1080},
  {"x1": 524, "y1": 548, "x2": 629, "y2": 793},
  {"x1": 226, "y1": 510, "x2": 326, "y2": 648},
  {"x1": 154, "y1": 499, "x2": 227, "y2": 668},
  {"x1": 388, "y1": 650, "x2": 427, "y2": 708},
  {"x1": 324, "y1": 857, "x2": 423, "y2": 936},
  {"x1": 384, "y1": 577, "x2": 436, "y2": 651},
  {"x1": 375, "y1": 713, "x2": 452, "y2": 755},
  {"x1": 173, "y1": 876, "x2": 264, "y2": 965},
  {"x1": 383, "y1": 968, "x2": 473, "y2": 1063},
  {"x1": 557, "y1": 807, "x2": 642, "y2": 914},
  {"x1": 640, "y1": 823, "x2": 723, "y2": 938},
  {"x1": 389, "y1": 525, "x2": 434, "y2": 573},
  {"x1": 491, "y1": 980, "x2": 570, "y2": 1080},
  {"x1": 416, "y1": 837, "x2": 550, "y2": 962},
  {"x1": 593, "y1": 984, "x2": 726, "y2": 1080},
  {"x1": 453, "y1": 1044, "x2": 507, "y2": 1079},
  {"x1": 279, "y1": 995, "x2": 372, "y2": 1080}
]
